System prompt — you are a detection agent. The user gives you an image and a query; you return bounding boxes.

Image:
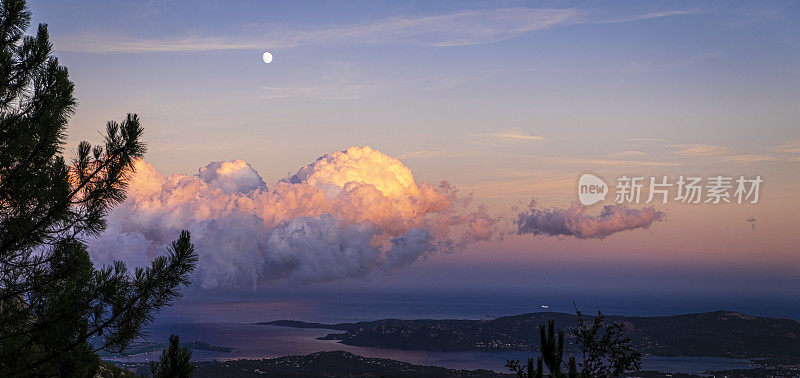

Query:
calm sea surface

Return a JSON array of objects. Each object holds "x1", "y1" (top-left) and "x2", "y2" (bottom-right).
[
  {"x1": 104, "y1": 294, "x2": 791, "y2": 374},
  {"x1": 109, "y1": 322, "x2": 752, "y2": 374}
]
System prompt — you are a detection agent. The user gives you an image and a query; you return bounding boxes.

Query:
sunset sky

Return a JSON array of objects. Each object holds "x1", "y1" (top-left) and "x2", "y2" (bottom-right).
[{"x1": 29, "y1": 0, "x2": 800, "y2": 318}]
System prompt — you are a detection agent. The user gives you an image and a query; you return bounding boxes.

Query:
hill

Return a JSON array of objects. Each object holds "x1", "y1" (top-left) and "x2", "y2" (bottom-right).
[
  {"x1": 192, "y1": 350, "x2": 509, "y2": 377},
  {"x1": 259, "y1": 311, "x2": 800, "y2": 358}
]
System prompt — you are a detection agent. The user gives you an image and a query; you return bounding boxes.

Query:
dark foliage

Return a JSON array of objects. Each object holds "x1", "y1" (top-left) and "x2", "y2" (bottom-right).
[
  {"x1": 0, "y1": 0, "x2": 198, "y2": 375},
  {"x1": 192, "y1": 350, "x2": 507, "y2": 378},
  {"x1": 505, "y1": 357, "x2": 543, "y2": 378},
  {"x1": 506, "y1": 320, "x2": 572, "y2": 378},
  {"x1": 504, "y1": 308, "x2": 641, "y2": 378},
  {"x1": 149, "y1": 334, "x2": 195, "y2": 378},
  {"x1": 539, "y1": 320, "x2": 565, "y2": 376},
  {"x1": 572, "y1": 307, "x2": 642, "y2": 377}
]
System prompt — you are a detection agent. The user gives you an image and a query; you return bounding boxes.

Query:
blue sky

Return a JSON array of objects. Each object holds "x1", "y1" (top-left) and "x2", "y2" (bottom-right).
[
  {"x1": 31, "y1": 1, "x2": 799, "y2": 185},
  {"x1": 27, "y1": 0, "x2": 800, "y2": 312}
]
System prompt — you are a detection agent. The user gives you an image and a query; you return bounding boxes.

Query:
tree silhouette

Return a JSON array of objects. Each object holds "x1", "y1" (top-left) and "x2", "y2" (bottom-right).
[
  {"x1": 567, "y1": 357, "x2": 579, "y2": 377},
  {"x1": 506, "y1": 319, "x2": 569, "y2": 378},
  {"x1": 0, "y1": 0, "x2": 198, "y2": 375},
  {"x1": 505, "y1": 356, "x2": 543, "y2": 378},
  {"x1": 540, "y1": 320, "x2": 565, "y2": 377},
  {"x1": 572, "y1": 307, "x2": 642, "y2": 377},
  {"x1": 149, "y1": 335, "x2": 195, "y2": 378},
  {"x1": 507, "y1": 308, "x2": 642, "y2": 378}
]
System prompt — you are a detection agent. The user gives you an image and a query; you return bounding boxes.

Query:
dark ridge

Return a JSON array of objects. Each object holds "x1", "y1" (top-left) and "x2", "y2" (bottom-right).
[
  {"x1": 259, "y1": 311, "x2": 800, "y2": 358},
  {"x1": 192, "y1": 350, "x2": 510, "y2": 377}
]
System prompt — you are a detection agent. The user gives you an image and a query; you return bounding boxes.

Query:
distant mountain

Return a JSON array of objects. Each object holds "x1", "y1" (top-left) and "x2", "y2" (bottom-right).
[
  {"x1": 258, "y1": 311, "x2": 800, "y2": 358},
  {"x1": 192, "y1": 350, "x2": 509, "y2": 377}
]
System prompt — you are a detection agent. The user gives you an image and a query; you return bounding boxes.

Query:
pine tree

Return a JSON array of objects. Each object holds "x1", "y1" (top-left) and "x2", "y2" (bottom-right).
[
  {"x1": 567, "y1": 356, "x2": 580, "y2": 378},
  {"x1": 505, "y1": 356, "x2": 543, "y2": 378},
  {"x1": 529, "y1": 357, "x2": 543, "y2": 378},
  {"x1": 0, "y1": 0, "x2": 198, "y2": 375},
  {"x1": 573, "y1": 309, "x2": 642, "y2": 377},
  {"x1": 507, "y1": 319, "x2": 570, "y2": 378},
  {"x1": 540, "y1": 320, "x2": 565, "y2": 377},
  {"x1": 149, "y1": 335, "x2": 195, "y2": 378},
  {"x1": 507, "y1": 310, "x2": 641, "y2": 378}
]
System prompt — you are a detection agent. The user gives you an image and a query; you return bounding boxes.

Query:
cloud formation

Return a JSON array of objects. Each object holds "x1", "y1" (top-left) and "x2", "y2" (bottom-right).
[
  {"x1": 56, "y1": 8, "x2": 694, "y2": 53},
  {"x1": 603, "y1": 150, "x2": 646, "y2": 159},
  {"x1": 516, "y1": 201, "x2": 664, "y2": 239},
  {"x1": 89, "y1": 146, "x2": 495, "y2": 288},
  {"x1": 471, "y1": 131, "x2": 547, "y2": 142},
  {"x1": 89, "y1": 146, "x2": 669, "y2": 288},
  {"x1": 671, "y1": 144, "x2": 777, "y2": 164}
]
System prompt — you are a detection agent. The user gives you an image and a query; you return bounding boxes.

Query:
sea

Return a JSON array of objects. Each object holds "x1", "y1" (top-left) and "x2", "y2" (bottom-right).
[{"x1": 102, "y1": 292, "x2": 786, "y2": 375}]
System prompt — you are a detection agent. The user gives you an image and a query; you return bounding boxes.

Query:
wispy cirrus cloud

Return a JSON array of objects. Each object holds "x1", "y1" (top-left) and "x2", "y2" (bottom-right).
[
  {"x1": 259, "y1": 61, "x2": 380, "y2": 100},
  {"x1": 774, "y1": 140, "x2": 800, "y2": 154},
  {"x1": 671, "y1": 143, "x2": 777, "y2": 164},
  {"x1": 260, "y1": 82, "x2": 375, "y2": 100},
  {"x1": 396, "y1": 150, "x2": 475, "y2": 160},
  {"x1": 672, "y1": 144, "x2": 731, "y2": 157},
  {"x1": 557, "y1": 158, "x2": 679, "y2": 167},
  {"x1": 55, "y1": 7, "x2": 696, "y2": 53},
  {"x1": 715, "y1": 154, "x2": 778, "y2": 164},
  {"x1": 622, "y1": 51, "x2": 722, "y2": 74},
  {"x1": 774, "y1": 140, "x2": 800, "y2": 162},
  {"x1": 471, "y1": 131, "x2": 547, "y2": 142},
  {"x1": 593, "y1": 10, "x2": 699, "y2": 24},
  {"x1": 627, "y1": 137, "x2": 670, "y2": 143},
  {"x1": 604, "y1": 150, "x2": 646, "y2": 159}
]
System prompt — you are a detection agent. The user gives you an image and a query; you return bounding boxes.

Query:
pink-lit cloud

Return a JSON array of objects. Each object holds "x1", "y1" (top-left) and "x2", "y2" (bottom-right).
[
  {"x1": 90, "y1": 146, "x2": 495, "y2": 288},
  {"x1": 516, "y1": 201, "x2": 665, "y2": 239},
  {"x1": 89, "y1": 146, "x2": 669, "y2": 289}
]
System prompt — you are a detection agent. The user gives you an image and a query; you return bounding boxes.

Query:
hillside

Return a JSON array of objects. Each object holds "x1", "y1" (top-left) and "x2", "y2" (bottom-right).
[
  {"x1": 259, "y1": 311, "x2": 800, "y2": 358},
  {"x1": 192, "y1": 350, "x2": 509, "y2": 377}
]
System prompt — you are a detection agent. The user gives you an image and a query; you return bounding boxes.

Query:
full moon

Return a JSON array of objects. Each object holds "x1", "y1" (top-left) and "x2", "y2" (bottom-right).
[{"x1": 262, "y1": 52, "x2": 273, "y2": 64}]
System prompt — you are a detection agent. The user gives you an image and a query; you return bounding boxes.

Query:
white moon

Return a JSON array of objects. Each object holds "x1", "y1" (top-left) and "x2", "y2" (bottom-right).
[{"x1": 262, "y1": 52, "x2": 273, "y2": 64}]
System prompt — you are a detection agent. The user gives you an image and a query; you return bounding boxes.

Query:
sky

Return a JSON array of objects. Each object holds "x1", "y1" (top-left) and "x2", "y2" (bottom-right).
[{"x1": 26, "y1": 0, "x2": 800, "y2": 317}]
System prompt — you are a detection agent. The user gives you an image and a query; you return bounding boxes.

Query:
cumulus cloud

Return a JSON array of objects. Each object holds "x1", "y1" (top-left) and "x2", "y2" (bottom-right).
[
  {"x1": 197, "y1": 160, "x2": 266, "y2": 192},
  {"x1": 516, "y1": 201, "x2": 664, "y2": 239},
  {"x1": 89, "y1": 146, "x2": 495, "y2": 288},
  {"x1": 89, "y1": 146, "x2": 670, "y2": 288}
]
